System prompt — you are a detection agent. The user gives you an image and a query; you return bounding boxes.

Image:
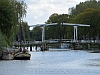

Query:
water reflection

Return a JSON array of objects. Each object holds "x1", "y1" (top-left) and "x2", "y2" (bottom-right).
[
  {"x1": 0, "y1": 50, "x2": 100, "y2": 75},
  {"x1": 84, "y1": 58, "x2": 100, "y2": 67}
]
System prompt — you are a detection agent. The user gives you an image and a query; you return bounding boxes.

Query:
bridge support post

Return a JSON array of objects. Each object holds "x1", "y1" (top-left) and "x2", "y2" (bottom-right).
[{"x1": 74, "y1": 26, "x2": 78, "y2": 42}]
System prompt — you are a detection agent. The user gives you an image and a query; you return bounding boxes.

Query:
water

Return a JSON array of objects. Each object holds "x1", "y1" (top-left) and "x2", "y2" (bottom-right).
[{"x1": 0, "y1": 49, "x2": 100, "y2": 75}]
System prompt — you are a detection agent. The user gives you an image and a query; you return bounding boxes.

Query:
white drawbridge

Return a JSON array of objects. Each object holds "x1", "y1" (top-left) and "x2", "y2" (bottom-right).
[
  {"x1": 63, "y1": 23, "x2": 90, "y2": 42},
  {"x1": 29, "y1": 23, "x2": 90, "y2": 43},
  {"x1": 29, "y1": 23, "x2": 57, "y2": 43}
]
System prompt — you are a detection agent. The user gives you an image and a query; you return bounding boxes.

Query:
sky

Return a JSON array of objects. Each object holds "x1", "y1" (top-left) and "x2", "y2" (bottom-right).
[{"x1": 23, "y1": 0, "x2": 87, "y2": 26}]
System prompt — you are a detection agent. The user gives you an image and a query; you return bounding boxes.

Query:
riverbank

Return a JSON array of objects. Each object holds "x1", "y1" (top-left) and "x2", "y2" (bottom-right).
[{"x1": 0, "y1": 45, "x2": 100, "y2": 60}]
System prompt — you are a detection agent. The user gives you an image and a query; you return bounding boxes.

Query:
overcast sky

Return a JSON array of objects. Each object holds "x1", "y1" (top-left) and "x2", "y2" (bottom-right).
[{"x1": 23, "y1": 0, "x2": 87, "y2": 25}]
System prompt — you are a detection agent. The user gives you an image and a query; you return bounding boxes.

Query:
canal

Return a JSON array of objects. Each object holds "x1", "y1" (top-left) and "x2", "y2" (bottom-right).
[{"x1": 0, "y1": 49, "x2": 100, "y2": 75}]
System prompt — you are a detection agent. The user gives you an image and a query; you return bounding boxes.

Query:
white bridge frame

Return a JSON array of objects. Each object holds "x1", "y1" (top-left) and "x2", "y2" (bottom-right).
[
  {"x1": 29, "y1": 23, "x2": 57, "y2": 43},
  {"x1": 29, "y1": 23, "x2": 90, "y2": 43},
  {"x1": 63, "y1": 23, "x2": 90, "y2": 42}
]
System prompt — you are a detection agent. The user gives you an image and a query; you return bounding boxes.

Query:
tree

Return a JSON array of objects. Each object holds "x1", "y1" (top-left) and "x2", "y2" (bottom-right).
[
  {"x1": 30, "y1": 26, "x2": 42, "y2": 41},
  {"x1": 69, "y1": 0, "x2": 99, "y2": 17},
  {"x1": 45, "y1": 13, "x2": 72, "y2": 39},
  {"x1": 15, "y1": 22, "x2": 30, "y2": 41},
  {"x1": 68, "y1": 0, "x2": 100, "y2": 40},
  {"x1": 0, "y1": 31, "x2": 6, "y2": 50},
  {"x1": 74, "y1": 8, "x2": 100, "y2": 38},
  {"x1": 22, "y1": 22, "x2": 30, "y2": 41},
  {"x1": 0, "y1": 0, "x2": 27, "y2": 46}
]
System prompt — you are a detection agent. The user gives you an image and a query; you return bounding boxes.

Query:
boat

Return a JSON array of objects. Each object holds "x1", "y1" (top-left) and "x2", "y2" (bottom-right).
[
  {"x1": 61, "y1": 43, "x2": 70, "y2": 49},
  {"x1": 13, "y1": 29, "x2": 31, "y2": 60},
  {"x1": 14, "y1": 49, "x2": 31, "y2": 60},
  {"x1": 13, "y1": 11, "x2": 31, "y2": 60},
  {"x1": 1, "y1": 47, "x2": 19, "y2": 60},
  {"x1": 2, "y1": 50, "x2": 14, "y2": 60}
]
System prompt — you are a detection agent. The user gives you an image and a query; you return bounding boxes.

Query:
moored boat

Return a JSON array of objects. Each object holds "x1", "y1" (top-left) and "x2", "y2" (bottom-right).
[
  {"x1": 14, "y1": 10, "x2": 31, "y2": 60},
  {"x1": 14, "y1": 49, "x2": 31, "y2": 60},
  {"x1": 61, "y1": 43, "x2": 70, "y2": 49},
  {"x1": 2, "y1": 50, "x2": 14, "y2": 60}
]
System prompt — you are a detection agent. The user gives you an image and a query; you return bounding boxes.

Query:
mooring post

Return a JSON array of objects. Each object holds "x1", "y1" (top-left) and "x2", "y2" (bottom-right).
[
  {"x1": 35, "y1": 44, "x2": 37, "y2": 51},
  {"x1": 30, "y1": 44, "x2": 32, "y2": 51}
]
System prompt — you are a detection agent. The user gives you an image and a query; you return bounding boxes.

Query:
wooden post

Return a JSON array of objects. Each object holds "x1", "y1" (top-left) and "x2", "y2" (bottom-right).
[
  {"x1": 35, "y1": 44, "x2": 37, "y2": 51},
  {"x1": 30, "y1": 44, "x2": 32, "y2": 51},
  {"x1": 40, "y1": 43, "x2": 49, "y2": 52}
]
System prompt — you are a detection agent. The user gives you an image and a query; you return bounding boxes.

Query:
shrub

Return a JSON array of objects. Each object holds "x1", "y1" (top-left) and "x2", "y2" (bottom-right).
[{"x1": 0, "y1": 31, "x2": 6, "y2": 50}]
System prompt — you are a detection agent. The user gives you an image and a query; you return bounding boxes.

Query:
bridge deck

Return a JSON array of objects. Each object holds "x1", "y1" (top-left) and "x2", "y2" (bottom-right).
[{"x1": 13, "y1": 40, "x2": 100, "y2": 46}]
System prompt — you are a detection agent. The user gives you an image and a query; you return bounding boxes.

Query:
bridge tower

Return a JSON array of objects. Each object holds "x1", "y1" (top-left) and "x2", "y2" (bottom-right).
[
  {"x1": 63, "y1": 23, "x2": 90, "y2": 42},
  {"x1": 29, "y1": 23, "x2": 57, "y2": 51}
]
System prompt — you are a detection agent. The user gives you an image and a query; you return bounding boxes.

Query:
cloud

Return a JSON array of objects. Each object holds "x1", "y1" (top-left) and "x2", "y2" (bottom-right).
[{"x1": 24, "y1": 0, "x2": 86, "y2": 25}]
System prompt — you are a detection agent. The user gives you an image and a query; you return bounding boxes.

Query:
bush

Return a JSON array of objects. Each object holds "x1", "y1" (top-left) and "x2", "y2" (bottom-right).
[{"x1": 0, "y1": 31, "x2": 6, "y2": 50}]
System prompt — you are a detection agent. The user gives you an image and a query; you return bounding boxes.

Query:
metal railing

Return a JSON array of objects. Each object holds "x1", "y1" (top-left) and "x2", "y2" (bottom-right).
[{"x1": 13, "y1": 40, "x2": 100, "y2": 45}]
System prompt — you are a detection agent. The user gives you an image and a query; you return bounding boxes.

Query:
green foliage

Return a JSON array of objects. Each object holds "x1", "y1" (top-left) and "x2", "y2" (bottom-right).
[
  {"x1": 0, "y1": 0, "x2": 27, "y2": 47},
  {"x1": 69, "y1": 0, "x2": 100, "y2": 17},
  {"x1": 22, "y1": 22, "x2": 30, "y2": 41},
  {"x1": 0, "y1": 31, "x2": 6, "y2": 50},
  {"x1": 45, "y1": 13, "x2": 71, "y2": 39},
  {"x1": 12, "y1": 0, "x2": 100, "y2": 41},
  {"x1": 43, "y1": 0, "x2": 100, "y2": 40},
  {"x1": 30, "y1": 26, "x2": 42, "y2": 41},
  {"x1": 74, "y1": 8, "x2": 100, "y2": 38}
]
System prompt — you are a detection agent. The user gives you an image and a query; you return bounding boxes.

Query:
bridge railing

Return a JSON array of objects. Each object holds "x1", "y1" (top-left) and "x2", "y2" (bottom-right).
[
  {"x1": 13, "y1": 40, "x2": 100, "y2": 45},
  {"x1": 78, "y1": 40, "x2": 100, "y2": 43},
  {"x1": 13, "y1": 41, "x2": 42, "y2": 45}
]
